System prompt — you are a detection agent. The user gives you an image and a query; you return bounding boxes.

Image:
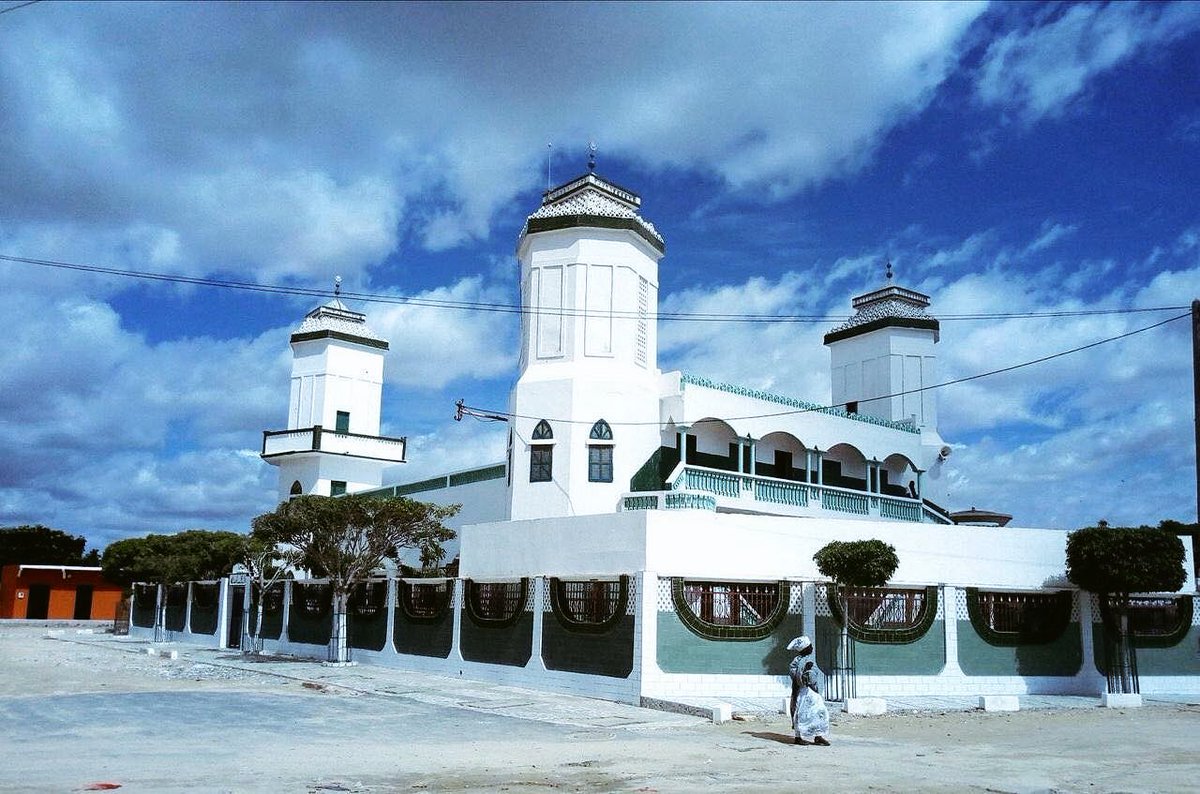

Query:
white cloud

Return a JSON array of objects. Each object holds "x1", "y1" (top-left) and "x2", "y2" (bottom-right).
[
  {"x1": 0, "y1": 2, "x2": 986, "y2": 276},
  {"x1": 975, "y1": 2, "x2": 1200, "y2": 124}
]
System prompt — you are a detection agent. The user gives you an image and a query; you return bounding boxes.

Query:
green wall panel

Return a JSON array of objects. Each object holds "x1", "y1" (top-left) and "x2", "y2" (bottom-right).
[
  {"x1": 815, "y1": 616, "x2": 945, "y2": 675},
  {"x1": 656, "y1": 612, "x2": 804, "y2": 674},
  {"x1": 543, "y1": 615, "x2": 635, "y2": 678},
  {"x1": 131, "y1": 585, "x2": 156, "y2": 628},
  {"x1": 348, "y1": 611, "x2": 387, "y2": 651},
  {"x1": 1092, "y1": 625, "x2": 1200, "y2": 676},
  {"x1": 460, "y1": 613, "x2": 533, "y2": 667},
  {"x1": 394, "y1": 610, "x2": 454, "y2": 658},
  {"x1": 957, "y1": 621, "x2": 1083, "y2": 677}
]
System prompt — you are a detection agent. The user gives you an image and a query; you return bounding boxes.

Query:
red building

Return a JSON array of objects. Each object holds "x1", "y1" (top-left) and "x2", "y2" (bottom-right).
[{"x1": 0, "y1": 565, "x2": 124, "y2": 620}]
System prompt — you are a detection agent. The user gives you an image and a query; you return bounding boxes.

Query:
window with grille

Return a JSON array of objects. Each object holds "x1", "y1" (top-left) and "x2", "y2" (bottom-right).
[
  {"x1": 400, "y1": 579, "x2": 453, "y2": 621},
  {"x1": 966, "y1": 589, "x2": 1072, "y2": 646},
  {"x1": 828, "y1": 586, "x2": 938, "y2": 644},
  {"x1": 252, "y1": 582, "x2": 284, "y2": 614},
  {"x1": 550, "y1": 577, "x2": 627, "y2": 631},
  {"x1": 588, "y1": 445, "x2": 613, "y2": 482},
  {"x1": 349, "y1": 581, "x2": 386, "y2": 618},
  {"x1": 466, "y1": 579, "x2": 528, "y2": 626},
  {"x1": 293, "y1": 583, "x2": 332, "y2": 618},
  {"x1": 530, "y1": 446, "x2": 553, "y2": 482},
  {"x1": 671, "y1": 579, "x2": 789, "y2": 640},
  {"x1": 1100, "y1": 595, "x2": 1194, "y2": 648}
]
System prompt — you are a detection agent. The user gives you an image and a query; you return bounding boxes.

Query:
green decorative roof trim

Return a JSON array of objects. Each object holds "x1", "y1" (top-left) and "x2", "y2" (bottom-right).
[
  {"x1": 289, "y1": 330, "x2": 390, "y2": 350},
  {"x1": 680, "y1": 373, "x2": 920, "y2": 433},
  {"x1": 448, "y1": 464, "x2": 506, "y2": 488},
  {"x1": 524, "y1": 214, "x2": 665, "y2": 254}
]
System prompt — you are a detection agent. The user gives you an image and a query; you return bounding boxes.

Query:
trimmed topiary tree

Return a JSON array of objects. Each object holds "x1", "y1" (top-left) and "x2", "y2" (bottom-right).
[
  {"x1": 814, "y1": 539, "x2": 899, "y2": 700},
  {"x1": 1065, "y1": 524, "x2": 1187, "y2": 694}
]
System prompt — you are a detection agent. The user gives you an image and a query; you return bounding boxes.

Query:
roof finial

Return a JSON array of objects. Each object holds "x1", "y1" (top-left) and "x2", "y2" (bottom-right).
[
  {"x1": 885, "y1": 259, "x2": 893, "y2": 283},
  {"x1": 334, "y1": 275, "x2": 342, "y2": 298},
  {"x1": 587, "y1": 140, "x2": 597, "y2": 172}
]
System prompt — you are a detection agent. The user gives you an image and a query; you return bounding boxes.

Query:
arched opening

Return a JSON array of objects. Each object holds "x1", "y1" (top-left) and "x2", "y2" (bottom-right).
[
  {"x1": 756, "y1": 431, "x2": 808, "y2": 481},
  {"x1": 289, "y1": 480, "x2": 303, "y2": 498},
  {"x1": 684, "y1": 418, "x2": 740, "y2": 472},
  {"x1": 823, "y1": 443, "x2": 867, "y2": 491},
  {"x1": 588, "y1": 419, "x2": 614, "y2": 482},
  {"x1": 881, "y1": 453, "x2": 919, "y2": 498}
]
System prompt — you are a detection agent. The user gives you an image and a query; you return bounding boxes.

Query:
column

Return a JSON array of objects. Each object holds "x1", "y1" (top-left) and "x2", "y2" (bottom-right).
[
  {"x1": 915, "y1": 469, "x2": 924, "y2": 499},
  {"x1": 280, "y1": 579, "x2": 292, "y2": 645},
  {"x1": 184, "y1": 581, "x2": 194, "y2": 635},
  {"x1": 747, "y1": 436, "x2": 756, "y2": 477},
  {"x1": 678, "y1": 426, "x2": 690, "y2": 466},
  {"x1": 449, "y1": 577, "x2": 465, "y2": 663},
  {"x1": 635, "y1": 571, "x2": 658, "y2": 699},
  {"x1": 527, "y1": 576, "x2": 547, "y2": 671},
  {"x1": 383, "y1": 577, "x2": 397, "y2": 655},
  {"x1": 940, "y1": 585, "x2": 964, "y2": 677},
  {"x1": 216, "y1": 577, "x2": 230, "y2": 649},
  {"x1": 814, "y1": 449, "x2": 824, "y2": 486},
  {"x1": 805, "y1": 449, "x2": 812, "y2": 483}
]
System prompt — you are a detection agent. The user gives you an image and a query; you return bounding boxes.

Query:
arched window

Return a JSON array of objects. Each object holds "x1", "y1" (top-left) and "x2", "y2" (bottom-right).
[
  {"x1": 530, "y1": 420, "x2": 553, "y2": 482},
  {"x1": 588, "y1": 419, "x2": 614, "y2": 483},
  {"x1": 289, "y1": 480, "x2": 303, "y2": 497}
]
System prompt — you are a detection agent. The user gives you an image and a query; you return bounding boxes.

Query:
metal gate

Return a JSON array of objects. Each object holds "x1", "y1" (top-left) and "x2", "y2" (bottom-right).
[{"x1": 819, "y1": 624, "x2": 856, "y2": 702}]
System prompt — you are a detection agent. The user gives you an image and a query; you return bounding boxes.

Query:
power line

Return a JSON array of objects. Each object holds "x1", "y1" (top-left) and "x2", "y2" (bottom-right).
[
  {"x1": 0, "y1": 1, "x2": 41, "y2": 16},
  {"x1": 456, "y1": 311, "x2": 1192, "y2": 426},
  {"x1": 2, "y1": 252, "x2": 1188, "y2": 324}
]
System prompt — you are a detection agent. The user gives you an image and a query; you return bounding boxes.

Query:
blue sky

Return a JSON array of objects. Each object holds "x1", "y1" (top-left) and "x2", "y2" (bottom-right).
[{"x1": 2, "y1": 1, "x2": 1199, "y2": 550}]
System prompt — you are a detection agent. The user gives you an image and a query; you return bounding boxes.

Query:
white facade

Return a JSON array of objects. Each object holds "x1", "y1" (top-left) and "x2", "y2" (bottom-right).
[
  {"x1": 262, "y1": 300, "x2": 405, "y2": 503},
  {"x1": 508, "y1": 172, "x2": 665, "y2": 521},
  {"x1": 251, "y1": 167, "x2": 1200, "y2": 707}
]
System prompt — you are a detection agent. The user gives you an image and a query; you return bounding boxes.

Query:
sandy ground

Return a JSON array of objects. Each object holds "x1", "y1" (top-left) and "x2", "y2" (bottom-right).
[{"x1": 1, "y1": 622, "x2": 1198, "y2": 793}]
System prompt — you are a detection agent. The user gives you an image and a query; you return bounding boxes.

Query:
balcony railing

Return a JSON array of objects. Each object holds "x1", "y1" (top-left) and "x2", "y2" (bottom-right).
[
  {"x1": 621, "y1": 491, "x2": 717, "y2": 512},
  {"x1": 653, "y1": 464, "x2": 946, "y2": 523},
  {"x1": 261, "y1": 426, "x2": 407, "y2": 463}
]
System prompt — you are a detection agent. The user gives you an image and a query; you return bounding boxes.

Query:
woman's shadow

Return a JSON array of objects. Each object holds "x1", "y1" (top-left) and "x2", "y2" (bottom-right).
[{"x1": 743, "y1": 731, "x2": 794, "y2": 745}]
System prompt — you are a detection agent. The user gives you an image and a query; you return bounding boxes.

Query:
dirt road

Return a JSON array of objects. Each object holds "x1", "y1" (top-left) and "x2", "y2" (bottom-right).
[{"x1": 1, "y1": 623, "x2": 1196, "y2": 793}]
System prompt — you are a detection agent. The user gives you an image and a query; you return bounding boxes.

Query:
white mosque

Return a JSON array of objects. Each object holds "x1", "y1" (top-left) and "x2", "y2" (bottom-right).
[{"x1": 136, "y1": 163, "x2": 1200, "y2": 711}]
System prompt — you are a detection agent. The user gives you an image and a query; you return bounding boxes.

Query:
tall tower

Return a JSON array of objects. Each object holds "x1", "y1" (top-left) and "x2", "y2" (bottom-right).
[
  {"x1": 507, "y1": 161, "x2": 665, "y2": 520},
  {"x1": 824, "y1": 274, "x2": 951, "y2": 503},
  {"x1": 261, "y1": 298, "x2": 406, "y2": 503}
]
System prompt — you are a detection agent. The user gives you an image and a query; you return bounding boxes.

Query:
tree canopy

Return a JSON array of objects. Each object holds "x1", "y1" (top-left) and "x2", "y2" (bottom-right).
[
  {"x1": 1066, "y1": 524, "x2": 1187, "y2": 596},
  {"x1": 0, "y1": 525, "x2": 96, "y2": 567},
  {"x1": 250, "y1": 494, "x2": 457, "y2": 592},
  {"x1": 101, "y1": 529, "x2": 248, "y2": 585},
  {"x1": 813, "y1": 539, "x2": 899, "y2": 588}
]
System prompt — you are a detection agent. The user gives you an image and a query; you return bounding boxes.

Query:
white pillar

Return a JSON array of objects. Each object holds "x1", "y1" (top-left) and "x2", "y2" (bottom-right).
[
  {"x1": 280, "y1": 579, "x2": 292, "y2": 645},
  {"x1": 449, "y1": 577, "x2": 465, "y2": 663},
  {"x1": 678, "y1": 427, "x2": 690, "y2": 466},
  {"x1": 216, "y1": 577, "x2": 231, "y2": 649},
  {"x1": 383, "y1": 578, "x2": 397, "y2": 656},
  {"x1": 636, "y1": 570, "x2": 659, "y2": 700},
  {"x1": 527, "y1": 576, "x2": 547, "y2": 672},
  {"x1": 940, "y1": 585, "x2": 964, "y2": 677},
  {"x1": 184, "y1": 581, "x2": 194, "y2": 635}
]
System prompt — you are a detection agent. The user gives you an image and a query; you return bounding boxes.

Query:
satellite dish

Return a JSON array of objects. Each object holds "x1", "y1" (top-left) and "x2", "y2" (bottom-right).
[{"x1": 938, "y1": 445, "x2": 952, "y2": 461}]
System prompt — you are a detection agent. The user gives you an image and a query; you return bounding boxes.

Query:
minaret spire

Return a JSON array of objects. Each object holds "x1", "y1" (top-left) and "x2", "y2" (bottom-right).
[{"x1": 587, "y1": 140, "x2": 597, "y2": 172}]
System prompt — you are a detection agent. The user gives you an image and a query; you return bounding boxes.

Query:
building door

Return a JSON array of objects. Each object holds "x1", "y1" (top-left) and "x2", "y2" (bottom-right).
[
  {"x1": 73, "y1": 585, "x2": 94, "y2": 620},
  {"x1": 26, "y1": 584, "x2": 50, "y2": 619},
  {"x1": 227, "y1": 585, "x2": 245, "y2": 649}
]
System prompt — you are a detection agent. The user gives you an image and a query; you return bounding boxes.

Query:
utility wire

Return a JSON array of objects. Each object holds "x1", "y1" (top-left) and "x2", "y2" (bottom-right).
[
  {"x1": 456, "y1": 311, "x2": 1191, "y2": 426},
  {"x1": 2, "y1": 252, "x2": 1188, "y2": 324},
  {"x1": 0, "y1": 1, "x2": 41, "y2": 16}
]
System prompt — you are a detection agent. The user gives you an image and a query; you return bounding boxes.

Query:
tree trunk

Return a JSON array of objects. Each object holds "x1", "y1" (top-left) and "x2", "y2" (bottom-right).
[
  {"x1": 1113, "y1": 597, "x2": 1137, "y2": 694},
  {"x1": 331, "y1": 590, "x2": 349, "y2": 663},
  {"x1": 251, "y1": 585, "x2": 266, "y2": 654},
  {"x1": 837, "y1": 587, "x2": 852, "y2": 702}
]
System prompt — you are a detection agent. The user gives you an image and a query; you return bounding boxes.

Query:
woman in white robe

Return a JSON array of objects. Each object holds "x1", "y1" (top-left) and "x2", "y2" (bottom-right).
[{"x1": 787, "y1": 635, "x2": 831, "y2": 746}]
